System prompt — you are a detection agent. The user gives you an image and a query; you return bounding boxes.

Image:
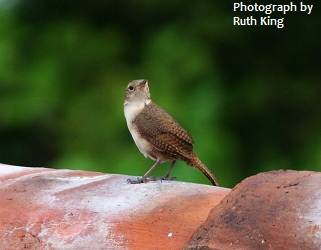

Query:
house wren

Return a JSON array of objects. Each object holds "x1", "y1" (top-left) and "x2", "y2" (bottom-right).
[{"x1": 124, "y1": 79, "x2": 219, "y2": 186}]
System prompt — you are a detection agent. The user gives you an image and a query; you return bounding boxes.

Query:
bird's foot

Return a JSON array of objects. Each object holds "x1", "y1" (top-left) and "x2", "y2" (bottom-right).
[
  {"x1": 127, "y1": 177, "x2": 147, "y2": 184},
  {"x1": 161, "y1": 176, "x2": 176, "y2": 181},
  {"x1": 127, "y1": 176, "x2": 176, "y2": 184}
]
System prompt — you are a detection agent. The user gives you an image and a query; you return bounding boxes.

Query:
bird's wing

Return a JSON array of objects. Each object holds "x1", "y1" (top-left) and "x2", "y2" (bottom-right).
[{"x1": 133, "y1": 102, "x2": 194, "y2": 159}]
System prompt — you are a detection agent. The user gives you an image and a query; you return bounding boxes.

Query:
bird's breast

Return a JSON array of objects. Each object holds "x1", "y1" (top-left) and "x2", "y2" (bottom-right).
[
  {"x1": 124, "y1": 102, "x2": 155, "y2": 160},
  {"x1": 128, "y1": 123, "x2": 155, "y2": 160}
]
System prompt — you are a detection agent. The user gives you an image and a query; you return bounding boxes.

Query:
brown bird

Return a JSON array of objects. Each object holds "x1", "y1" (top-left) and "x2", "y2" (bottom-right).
[{"x1": 124, "y1": 79, "x2": 219, "y2": 186}]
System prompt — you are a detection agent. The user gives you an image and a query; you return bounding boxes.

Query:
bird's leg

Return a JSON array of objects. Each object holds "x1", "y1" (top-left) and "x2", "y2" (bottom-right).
[
  {"x1": 128, "y1": 160, "x2": 161, "y2": 184},
  {"x1": 142, "y1": 160, "x2": 161, "y2": 178},
  {"x1": 162, "y1": 160, "x2": 176, "y2": 180}
]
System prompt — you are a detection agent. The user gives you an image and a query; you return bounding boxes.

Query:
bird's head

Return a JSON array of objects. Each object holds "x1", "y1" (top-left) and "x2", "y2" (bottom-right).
[{"x1": 124, "y1": 79, "x2": 151, "y2": 105}]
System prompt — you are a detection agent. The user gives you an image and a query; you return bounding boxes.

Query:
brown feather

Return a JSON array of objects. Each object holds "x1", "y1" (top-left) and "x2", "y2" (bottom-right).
[{"x1": 133, "y1": 102, "x2": 194, "y2": 160}]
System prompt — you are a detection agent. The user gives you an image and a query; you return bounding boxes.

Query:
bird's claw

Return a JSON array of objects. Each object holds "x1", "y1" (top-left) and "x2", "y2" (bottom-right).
[{"x1": 127, "y1": 176, "x2": 176, "y2": 184}]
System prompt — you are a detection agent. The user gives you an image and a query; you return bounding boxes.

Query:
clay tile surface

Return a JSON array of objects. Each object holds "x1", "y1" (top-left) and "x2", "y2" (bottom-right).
[
  {"x1": 185, "y1": 170, "x2": 321, "y2": 250},
  {"x1": 0, "y1": 163, "x2": 228, "y2": 250}
]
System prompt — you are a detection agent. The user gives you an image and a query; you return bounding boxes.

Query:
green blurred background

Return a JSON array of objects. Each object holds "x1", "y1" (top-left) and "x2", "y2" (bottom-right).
[{"x1": 0, "y1": 0, "x2": 320, "y2": 187}]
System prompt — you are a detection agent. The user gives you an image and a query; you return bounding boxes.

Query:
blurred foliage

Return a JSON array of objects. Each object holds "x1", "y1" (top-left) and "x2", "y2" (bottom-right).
[{"x1": 0, "y1": 0, "x2": 320, "y2": 187}]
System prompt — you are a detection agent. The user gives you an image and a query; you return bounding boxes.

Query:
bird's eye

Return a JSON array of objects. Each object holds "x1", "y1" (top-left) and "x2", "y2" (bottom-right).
[{"x1": 127, "y1": 85, "x2": 134, "y2": 91}]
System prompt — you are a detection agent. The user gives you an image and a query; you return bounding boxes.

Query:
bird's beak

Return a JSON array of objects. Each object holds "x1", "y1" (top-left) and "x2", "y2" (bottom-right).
[{"x1": 138, "y1": 79, "x2": 148, "y2": 89}]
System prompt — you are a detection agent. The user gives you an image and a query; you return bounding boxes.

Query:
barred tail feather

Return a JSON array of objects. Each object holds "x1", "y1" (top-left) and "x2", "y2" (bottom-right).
[{"x1": 189, "y1": 153, "x2": 219, "y2": 186}]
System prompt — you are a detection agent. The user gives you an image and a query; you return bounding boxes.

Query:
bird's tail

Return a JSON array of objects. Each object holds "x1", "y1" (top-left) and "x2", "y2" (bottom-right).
[{"x1": 189, "y1": 153, "x2": 219, "y2": 186}]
